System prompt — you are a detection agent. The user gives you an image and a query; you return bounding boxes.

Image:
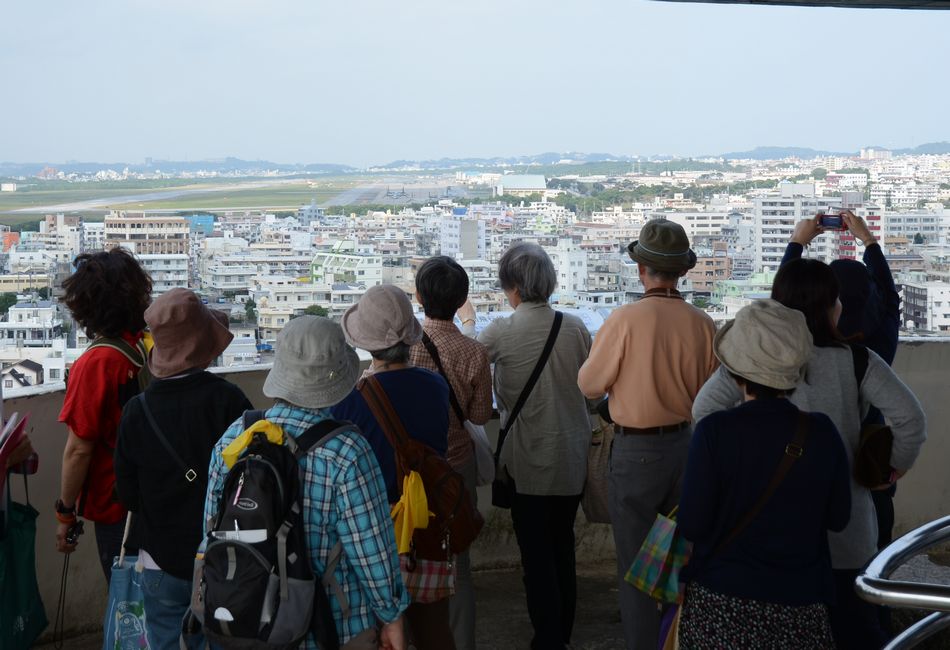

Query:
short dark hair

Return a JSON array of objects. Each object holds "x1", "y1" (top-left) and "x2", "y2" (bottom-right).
[
  {"x1": 415, "y1": 256, "x2": 469, "y2": 320},
  {"x1": 729, "y1": 373, "x2": 794, "y2": 400},
  {"x1": 644, "y1": 266, "x2": 682, "y2": 283},
  {"x1": 62, "y1": 248, "x2": 152, "y2": 338},
  {"x1": 369, "y1": 342, "x2": 411, "y2": 364},
  {"x1": 771, "y1": 258, "x2": 846, "y2": 348}
]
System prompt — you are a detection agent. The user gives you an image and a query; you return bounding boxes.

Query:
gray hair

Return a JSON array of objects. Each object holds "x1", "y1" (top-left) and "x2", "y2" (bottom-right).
[
  {"x1": 498, "y1": 243, "x2": 557, "y2": 303},
  {"x1": 369, "y1": 342, "x2": 411, "y2": 364}
]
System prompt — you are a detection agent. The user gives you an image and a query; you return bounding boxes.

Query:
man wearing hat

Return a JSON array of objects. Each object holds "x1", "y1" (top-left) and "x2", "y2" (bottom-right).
[
  {"x1": 115, "y1": 288, "x2": 253, "y2": 649},
  {"x1": 203, "y1": 315, "x2": 410, "y2": 650},
  {"x1": 578, "y1": 219, "x2": 718, "y2": 650}
]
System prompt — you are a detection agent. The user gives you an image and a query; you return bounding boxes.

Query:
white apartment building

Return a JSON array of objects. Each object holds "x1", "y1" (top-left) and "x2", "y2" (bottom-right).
[
  {"x1": 311, "y1": 241, "x2": 383, "y2": 287},
  {"x1": 201, "y1": 253, "x2": 314, "y2": 292},
  {"x1": 7, "y1": 248, "x2": 68, "y2": 273},
  {"x1": 0, "y1": 301, "x2": 63, "y2": 347},
  {"x1": 297, "y1": 200, "x2": 325, "y2": 227},
  {"x1": 885, "y1": 211, "x2": 946, "y2": 244},
  {"x1": 440, "y1": 216, "x2": 487, "y2": 260},
  {"x1": 105, "y1": 212, "x2": 189, "y2": 254},
  {"x1": 752, "y1": 183, "x2": 842, "y2": 273},
  {"x1": 871, "y1": 181, "x2": 939, "y2": 208},
  {"x1": 30, "y1": 214, "x2": 82, "y2": 259},
  {"x1": 82, "y1": 222, "x2": 106, "y2": 252},
  {"x1": 545, "y1": 238, "x2": 588, "y2": 304},
  {"x1": 653, "y1": 211, "x2": 733, "y2": 239},
  {"x1": 457, "y1": 260, "x2": 496, "y2": 294},
  {"x1": 251, "y1": 275, "x2": 363, "y2": 320},
  {"x1": 902, "y1": 280, "x2": 950, "y2": 332},
  {"x1": 138, "y1": 254, "x2": 189, "y2": 294}
]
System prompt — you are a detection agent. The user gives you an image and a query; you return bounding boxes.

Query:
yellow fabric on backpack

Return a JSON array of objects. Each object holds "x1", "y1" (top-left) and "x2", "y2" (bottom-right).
[
  {"x1": 390, "y1": 470, "x2": 430, "y2": 554},
  {"x1": 222, "y1": 419, "x2": 285, "y2": 469}
]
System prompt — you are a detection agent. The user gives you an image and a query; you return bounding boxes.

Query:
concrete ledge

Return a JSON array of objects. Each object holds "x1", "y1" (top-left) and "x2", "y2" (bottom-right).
[{"x1": 11, "y1": 338, "x2": 950, "y2": 640}]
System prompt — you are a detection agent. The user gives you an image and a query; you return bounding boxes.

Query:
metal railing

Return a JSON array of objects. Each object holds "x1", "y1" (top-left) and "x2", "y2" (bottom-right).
[{"x1": 856, "y1": 515, "x2": 950, "y2": 649}]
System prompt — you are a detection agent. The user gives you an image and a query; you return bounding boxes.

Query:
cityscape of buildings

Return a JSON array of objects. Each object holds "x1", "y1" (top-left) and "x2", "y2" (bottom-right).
[{"x1": 3, "y1": 147, "x2": 950, "y2": 394}]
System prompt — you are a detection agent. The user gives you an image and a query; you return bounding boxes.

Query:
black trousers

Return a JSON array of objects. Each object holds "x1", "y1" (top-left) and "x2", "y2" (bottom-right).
[
  {"x1": 830, "y1": 569, "x2": 888, "y2": 650},
  {"x1": 510, "y1": 492, "x2": 582, "y2": 650}
]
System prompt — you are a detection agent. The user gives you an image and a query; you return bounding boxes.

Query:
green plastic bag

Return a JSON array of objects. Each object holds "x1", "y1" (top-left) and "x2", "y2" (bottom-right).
[{"x1": 0, "y1": 498, "x2": 48, "y2": 649}]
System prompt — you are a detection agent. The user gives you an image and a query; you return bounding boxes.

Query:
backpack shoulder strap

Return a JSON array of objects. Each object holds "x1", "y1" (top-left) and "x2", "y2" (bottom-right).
[
  {"x1": 243, "y1": 409, "x2": 267, "y2": 430},
  {"x1": 358, "y1": 375, "x2": 412, "y2": 457},
  {"x1": 850, "y1": 343, "x2": 870, "y2": 387},
  {"x1": 88, "y1": 336, "x2": 145, "y2": 368},
  {"x1": 292, "y1": 419, "x2": 356, "y2": 460}
]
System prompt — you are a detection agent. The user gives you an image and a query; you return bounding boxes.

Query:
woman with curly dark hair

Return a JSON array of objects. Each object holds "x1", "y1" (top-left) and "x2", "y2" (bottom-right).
[{"x1": 55, "y1": 247, "x2": 153, "y2": 583}]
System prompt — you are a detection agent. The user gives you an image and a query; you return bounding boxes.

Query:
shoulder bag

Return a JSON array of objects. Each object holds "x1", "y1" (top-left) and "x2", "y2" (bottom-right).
[
  {"x1": 491, "y1": 311, "x2": 563, "y2": 509},
  {"x1": 849, "y1": 344, "x2": 894, "y2": 488}
]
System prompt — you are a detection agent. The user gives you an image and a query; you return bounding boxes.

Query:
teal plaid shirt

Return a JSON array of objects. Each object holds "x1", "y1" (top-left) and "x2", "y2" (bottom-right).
[{"x1": 204, "y1": 402, "x2": 409, "y2": 646}]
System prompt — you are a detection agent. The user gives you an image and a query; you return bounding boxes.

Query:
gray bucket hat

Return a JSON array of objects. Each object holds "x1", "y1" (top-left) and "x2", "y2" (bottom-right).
[
  {"x1": 263, "y1": 316, "x2": 360, "y2": 409},
  {"x1": 627, "y1": 219, "x2": 697, "y2": 272},
  {"x1": 714, "y1": 299, "x2": 813, "y2": 390},
  {"x1": 341, "y1": 284, "x2": 422, "y2": 351}
]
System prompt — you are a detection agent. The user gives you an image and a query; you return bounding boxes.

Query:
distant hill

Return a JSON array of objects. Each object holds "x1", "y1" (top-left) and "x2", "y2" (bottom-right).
[
  {"x1": 719, "y1": 146, "x2": 852, "y2": 160},
  {"x1": 720, "y1": 142, "x2": 950, "y2": 160},
  {"x1": 892, "y1": 141, "x2": 950, "y2": 155},
  {"x1": 375, "y1": 152, "x2": 636, "y2": 170},
  {"x1": 0, "y1": 158, "x2": 355, "y2": 177}
]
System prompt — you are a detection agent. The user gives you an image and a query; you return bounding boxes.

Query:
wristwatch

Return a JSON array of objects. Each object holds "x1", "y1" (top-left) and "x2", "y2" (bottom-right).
[{"x1": 55, "y1": 499, "x2": 76, "y2": 516}]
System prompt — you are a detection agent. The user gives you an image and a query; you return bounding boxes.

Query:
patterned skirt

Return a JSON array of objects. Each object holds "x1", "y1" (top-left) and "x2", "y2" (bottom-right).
[{"x1": 679, "y1": 583, "x2": 835, "y2": 650}]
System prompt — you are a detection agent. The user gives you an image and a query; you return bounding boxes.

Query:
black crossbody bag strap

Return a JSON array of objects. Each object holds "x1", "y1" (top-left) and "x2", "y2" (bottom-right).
[
  {"x1": 494, "y1": 311, "x2": 563, "y2": 463},
  {"x1": 421, "y1": 332, "x2": 466, "y2": 425},
  {"x1": 136, "y1": 393, "x2": 205, "y2": 488},
  {"x1": 713, "y1": 410, "x2": 810, "y2": 556}
]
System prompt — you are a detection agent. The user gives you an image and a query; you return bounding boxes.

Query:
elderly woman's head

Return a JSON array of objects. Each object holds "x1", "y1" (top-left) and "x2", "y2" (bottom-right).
[
  {"x1": 771, "y1": 258, "x2": 844, "y2": 347},
  {"x1": 341, "y1": 284, "x2": 423, "y2": 365},
  {"x1": 715, "y1": 299, "x2": 813, "y2": 400},
  {"x1": 497, "y1": 243, "x2": 557, "y2": 307}
]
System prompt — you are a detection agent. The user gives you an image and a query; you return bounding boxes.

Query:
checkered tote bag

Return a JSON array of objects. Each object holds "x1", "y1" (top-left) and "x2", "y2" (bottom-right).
[{"x1": 625, "y1": 505, "x2": 692, "y2": 604}]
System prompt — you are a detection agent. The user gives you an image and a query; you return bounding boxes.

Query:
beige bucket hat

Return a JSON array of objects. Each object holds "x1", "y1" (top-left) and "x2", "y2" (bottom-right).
[
  {"x1": 714, "y1": 299, "x2": 813, "y2": 390},
  {"x1": 263, "y1": 316, "x2": 360, "y2": 409},
  {"x1": 340, "y1": 284, "x2": 422, "y2": 351}
]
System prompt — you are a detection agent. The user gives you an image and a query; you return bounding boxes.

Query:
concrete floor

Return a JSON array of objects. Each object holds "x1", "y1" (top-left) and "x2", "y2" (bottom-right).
[{"x1": 36, "y1": 563, "x2": 624, "y2": 650}]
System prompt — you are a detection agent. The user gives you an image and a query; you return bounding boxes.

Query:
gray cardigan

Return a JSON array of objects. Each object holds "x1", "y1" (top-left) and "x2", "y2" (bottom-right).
[
  {"x1": 692, "y1": 345, "x2": 926, "y2": 570},
  {"x1": 478, "y1": 302, "x2": 592, "y2": 496}
]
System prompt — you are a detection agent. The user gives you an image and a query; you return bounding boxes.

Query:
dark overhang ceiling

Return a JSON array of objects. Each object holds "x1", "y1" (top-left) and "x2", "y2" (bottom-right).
[{"x1": 655, "y1": 0, "x2": 950, "y2": 8}]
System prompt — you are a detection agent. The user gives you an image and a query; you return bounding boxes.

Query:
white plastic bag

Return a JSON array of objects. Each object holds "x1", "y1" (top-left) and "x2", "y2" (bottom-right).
[{"x1": 464, "y1": 421, "x2": 495, "y2": 486}]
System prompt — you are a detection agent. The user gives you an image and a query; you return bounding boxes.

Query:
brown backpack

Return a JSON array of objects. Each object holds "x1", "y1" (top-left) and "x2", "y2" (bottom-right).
[{"x1": 359, "y1": 375, "x2": 483, "y2": 560}]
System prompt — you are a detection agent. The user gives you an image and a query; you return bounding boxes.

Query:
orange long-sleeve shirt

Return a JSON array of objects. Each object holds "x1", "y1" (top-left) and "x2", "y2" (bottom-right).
[{"x1": 578, "y1": 294, "x2": 718, "y2": 428}]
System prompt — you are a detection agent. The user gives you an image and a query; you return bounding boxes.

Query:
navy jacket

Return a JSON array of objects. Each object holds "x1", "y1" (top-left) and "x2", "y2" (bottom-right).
[
  {"x1": 781, "y1": 241, "x2": 900, "y2": 364},
  {"x1": 679, "y1": 398, "x2": 851, "y2": 606}
]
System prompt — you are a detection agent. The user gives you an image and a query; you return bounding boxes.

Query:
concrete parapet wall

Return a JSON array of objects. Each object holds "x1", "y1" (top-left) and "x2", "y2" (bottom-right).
[{"x1": 10, "y1": 340, "x2": 949, "y2": 639}]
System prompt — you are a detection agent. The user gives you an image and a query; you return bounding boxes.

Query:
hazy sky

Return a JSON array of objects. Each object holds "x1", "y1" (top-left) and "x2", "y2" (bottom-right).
[{"x1": 2, "y1": 0, "x2": 947, "y2": 166}]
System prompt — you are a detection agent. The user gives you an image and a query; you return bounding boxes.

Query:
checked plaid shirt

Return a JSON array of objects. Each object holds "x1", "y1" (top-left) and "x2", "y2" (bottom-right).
[
  {"x1": 204, "y1": 401, "x2": 409, "y2": 647},
  {"x1": 409, "y1": 317, "x2": 494, "y2": 469}
]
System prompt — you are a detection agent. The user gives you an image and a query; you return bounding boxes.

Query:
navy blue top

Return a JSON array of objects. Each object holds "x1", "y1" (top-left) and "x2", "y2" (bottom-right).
[
  {"x1": 331, "y1": 368, "x2": 449, "y2": 503},
  {"x1": 781, "y1": 241, "x2": 900, "y2": 364},
  {"x1": 679, "y1": 399, "x2": 851, "y2": 606}
]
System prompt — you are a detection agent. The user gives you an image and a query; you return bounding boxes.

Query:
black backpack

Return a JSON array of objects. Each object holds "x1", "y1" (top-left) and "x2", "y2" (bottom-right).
[{"x1": 185, "y1": 411, "x2": 354, "y2": 650}]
